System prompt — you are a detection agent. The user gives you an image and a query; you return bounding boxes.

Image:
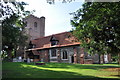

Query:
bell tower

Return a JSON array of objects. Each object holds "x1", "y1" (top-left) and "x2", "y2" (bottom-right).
[{"x1": 24, "y1": 15, "x2": 45, "y2": 40}]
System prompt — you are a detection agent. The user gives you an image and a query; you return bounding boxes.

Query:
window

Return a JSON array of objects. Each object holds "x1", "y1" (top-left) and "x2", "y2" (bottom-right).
[
  {"x1": 34, "y1": 22, "x2": 37, "y2": 27},
  {"x1": 50, "y1": 36, "x2": 58, "y2": 46},
  {"x1": 51, "y1": 49, "x2": 57, "y2": 57},
  {"x1": 32, "y1": 44, "x2": 36, "y2": 48},
  {"x1": 51, "y1": 41, "x2": 58, "y2": 46},
  {"x1": 62, "y1": 50, "x2": 68, "y2": 60},
  {"x1": 34, "y1": 22, "x2": 37, "y2": 31},
  {"x1": 67, "y1": 35, "x2": 71, "y2": 38}
]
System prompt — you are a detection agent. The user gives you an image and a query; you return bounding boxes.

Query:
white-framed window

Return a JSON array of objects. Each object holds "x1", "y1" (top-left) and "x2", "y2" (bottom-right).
[
  {"x1": 61, "y1": 50, "x2": 68, "y2": 60},
  {"x1": 50, "y1": 49, "x2": 57, "y2": 59}
]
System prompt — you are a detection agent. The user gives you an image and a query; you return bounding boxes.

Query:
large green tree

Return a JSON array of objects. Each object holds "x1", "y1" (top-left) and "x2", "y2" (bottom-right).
[
  {"x1": 1, "y1": 1, "x2": 31, "y2": 59},
  {"x1": 71, "y1": 2, "x2": 120, "y2": 63}
]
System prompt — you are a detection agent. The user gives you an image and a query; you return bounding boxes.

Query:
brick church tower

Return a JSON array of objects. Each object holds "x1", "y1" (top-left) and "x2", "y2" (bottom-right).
[
  {"x1": 24, "y1": 15, "x2": 45, "y2": 40},
  {"x1": 15, "y1": 15, "x2": 45, "y2": 58}
]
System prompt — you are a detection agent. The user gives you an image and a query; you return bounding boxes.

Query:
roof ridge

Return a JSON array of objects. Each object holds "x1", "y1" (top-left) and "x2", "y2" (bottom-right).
[{"x1": 33, "y1": 31, "x2": 70, "y2": 41}]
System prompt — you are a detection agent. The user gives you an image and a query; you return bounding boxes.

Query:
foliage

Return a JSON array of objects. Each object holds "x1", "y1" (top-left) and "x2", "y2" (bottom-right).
[
  {"x1": 1, "y1": 1, "x2": 31, "y2": 58},
  {"x1": 71, "y1": 2, "x2": 120, "y2": 55}
]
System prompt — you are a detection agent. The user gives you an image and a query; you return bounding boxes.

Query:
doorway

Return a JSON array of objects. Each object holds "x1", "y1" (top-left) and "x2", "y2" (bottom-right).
[{"x1": 71, "y1": 55, "x2": 74, "y2": 63}]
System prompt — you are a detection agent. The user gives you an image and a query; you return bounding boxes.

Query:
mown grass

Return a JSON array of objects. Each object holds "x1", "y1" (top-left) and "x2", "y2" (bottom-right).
[{"x1": 2, "y1": 62, "x2": 120, "y2": 79}]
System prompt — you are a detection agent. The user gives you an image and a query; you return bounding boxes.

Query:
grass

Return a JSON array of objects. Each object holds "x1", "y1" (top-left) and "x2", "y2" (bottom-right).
[
  {"x1": 2, "y1": 62, "x2": 120, "y2": 79},
  {"x1": 35, "y1": 62, "x2": 45, "y2": 63}
]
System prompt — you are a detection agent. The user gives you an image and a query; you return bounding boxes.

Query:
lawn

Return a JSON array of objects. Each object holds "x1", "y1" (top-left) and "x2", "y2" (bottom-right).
[{"x1": 2, "y1": 62, "x2": 120, "y2": 79}]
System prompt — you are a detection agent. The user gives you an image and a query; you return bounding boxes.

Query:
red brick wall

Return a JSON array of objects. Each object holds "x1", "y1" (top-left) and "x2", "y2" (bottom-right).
[
  {"x1": 39, "y1": 50, "x2": 45, "y2": 62},
  {"x1": 33, "y1": 59, "x2": 39, "y2": 62},
  {"x1": 84, "y1": 59, "x2": 93, "y2": 64},
  {"x1": 100, "y1": 54, "x2": 105, "y2": 63},
  {"x1": 57, "y1": 49, "x2": 61, "y2": 63},
  {"x1": 39, "y1": 50, "x2": 49, "y2": 62},
  {"x1": 80, "y1": 48, "x2": 84, "y2": 64},
  {"x1": 80, "y1": 58, "x2": 84, "y2": 64},
  {"x1": 44, "y1": 50, "x2": 49, "y2": 62},
  {"x1": 108, "y1": 53, "x2": 111, "y2": 62},
  {"x1": 73, "y1": 48, "x2": 77, "y2": 64}
]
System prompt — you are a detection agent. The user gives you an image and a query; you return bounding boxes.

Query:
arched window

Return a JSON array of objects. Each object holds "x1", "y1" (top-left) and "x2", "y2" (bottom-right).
[
  {"x1": 34, "y1": 22, "x2": 37, "y2": 27},
  {"x1": 62, "y1": 50, "x2": 68, "y2": 60},
  {"x1": 34, "y1": 22, "x2": 37, "y2": 31}
]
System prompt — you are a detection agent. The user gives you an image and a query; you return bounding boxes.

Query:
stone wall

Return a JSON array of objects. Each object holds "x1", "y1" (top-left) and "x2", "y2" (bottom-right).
[
  {"x1": 84, "y1": 59, "x2": 93, "y2": 64},
  {"x1": 37, "y1": 46, "x2": 86, "y2": 64},
  {"x1": 39, "y1": 50, "x2": 49, "y2": 62},
  {"x1": 24, "y1": 15, "x2": 45, "y2": 40},
  {"x1": 34, "y1": 46, "x2": 111, "y2": 64}
]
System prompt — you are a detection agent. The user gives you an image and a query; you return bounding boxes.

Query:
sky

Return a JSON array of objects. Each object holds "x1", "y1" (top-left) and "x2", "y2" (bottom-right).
[{"x1": 22, "y1": 0, "x2": 84, "y2": 36}]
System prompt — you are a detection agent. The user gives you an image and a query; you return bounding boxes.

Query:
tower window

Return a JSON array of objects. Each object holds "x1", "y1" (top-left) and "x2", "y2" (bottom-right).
[
  {"x1": 34, "y1": 22, "x2": 37, "y2": 31},
  {"x1": 34, "y1": 22, "x2": 37, "y2": 27}
]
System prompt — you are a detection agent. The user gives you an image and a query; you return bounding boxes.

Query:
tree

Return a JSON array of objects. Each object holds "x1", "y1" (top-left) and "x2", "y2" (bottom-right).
[
  {"x1": 1, "y1": 1, "x2": 31, "y2": 60},
  {"x1": 71, "y1": 2, "x2": 120, "y2": 64}
]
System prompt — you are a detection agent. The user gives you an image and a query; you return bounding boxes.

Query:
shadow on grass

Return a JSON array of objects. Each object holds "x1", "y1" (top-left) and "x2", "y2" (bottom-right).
[
  {"x1": 2, "y1": 62, "x2": 100, "y2": 79},
  {"x1": 2, "y1": 62, "x2": 120, "y2": 79},
  {"x1": 28, "y1": 62, "x2": 120, "y2": 70},
  {"x1": 2, "y1": 68, "x2": 99, "y2": 79}
]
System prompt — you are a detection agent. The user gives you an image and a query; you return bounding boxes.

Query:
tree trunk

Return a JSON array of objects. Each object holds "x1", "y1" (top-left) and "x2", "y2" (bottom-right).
[
  {"x1": 100, "y1": 54, "x2": 105, "y2": 64},
  {"x1": 108, "y1": 53, "x2": 111, "y2": 63},
  {"x1": 98, "y1": 54, "x2": 101, "y2": 64},
  {"x1": 118, "y1": 53, "x2": 120, "y2": 64},
  {"x1": 118, "y1": 53, "x2": 120, "y2": 77},
  {"x1": 102, "y1": 54, "x2": 105, "y2": 64},
  {"x1": 7, "y1": 49, "x2": 13, "y2": 61}
]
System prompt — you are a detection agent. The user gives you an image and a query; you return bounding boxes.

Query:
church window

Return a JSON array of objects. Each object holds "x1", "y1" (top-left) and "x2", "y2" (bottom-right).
[
  {"x1": 34, "y1": 22, "x2": 37, "y2": 31},
  {"x1": 62, "y1": 50, "x2": 68, "y2": 60},
  {"x1": 34, "y1": 22, "x2": 37, "y2": 27},
  {"x1": 51, "y1": 49, "x2": 57, "y2": 57}
]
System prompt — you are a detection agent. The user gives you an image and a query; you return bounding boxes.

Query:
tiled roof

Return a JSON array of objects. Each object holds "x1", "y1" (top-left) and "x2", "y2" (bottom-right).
[{"x1": 27, "y1": 32, "x2": 80, "y2": 51}]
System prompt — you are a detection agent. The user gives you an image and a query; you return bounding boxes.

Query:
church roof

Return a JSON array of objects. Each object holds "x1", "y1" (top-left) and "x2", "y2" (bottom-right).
[{"x1": 27, "y1": 32, "x2": 80, "y2": 51}]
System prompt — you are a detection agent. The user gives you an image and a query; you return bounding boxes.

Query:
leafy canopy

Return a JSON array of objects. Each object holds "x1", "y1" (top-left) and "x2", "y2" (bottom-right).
[
  {"x1": 1, "y1": 1, "x2": 31, "y2": 58},
  {"x1": 71, "y1": 2, "x2": 120, "y2": 55}
]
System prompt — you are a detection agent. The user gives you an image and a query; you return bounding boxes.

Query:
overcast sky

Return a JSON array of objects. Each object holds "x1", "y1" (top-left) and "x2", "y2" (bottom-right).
[{"x1": 23, "y1": 0, "x2": 84, "y2": 36}]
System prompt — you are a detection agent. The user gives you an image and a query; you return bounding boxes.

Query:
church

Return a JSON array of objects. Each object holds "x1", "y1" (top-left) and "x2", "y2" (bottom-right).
[{"x1": 17, "y1": 15, "x2": 111, "y2": 64}]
